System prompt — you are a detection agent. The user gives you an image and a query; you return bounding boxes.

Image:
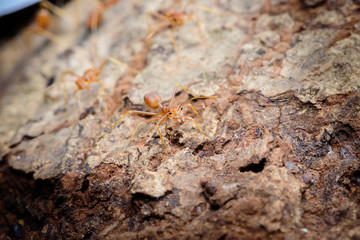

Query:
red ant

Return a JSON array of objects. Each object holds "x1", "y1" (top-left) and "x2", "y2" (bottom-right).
[
  {"x1": 97, "y1": 85, "x2": 217, "y2": 149},
  {"x1": 146, "y1": 0, "x2": 204, "y2": 53},
  {"x1": 52, "y1": 0, "x2": 137, "y2": 110},
  {"x1": 58, "y1": 57, "x2": 138, "y2": 110},
  {"x1": 23, "y1": 1, "x2": 70, "y2": 45}
]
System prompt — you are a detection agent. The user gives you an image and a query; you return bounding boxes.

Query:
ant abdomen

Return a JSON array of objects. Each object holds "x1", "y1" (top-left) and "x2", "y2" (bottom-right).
[
  {"x1": 36, "y1": 9, "x2": 51, "y2": 30},
  {"x1": 144, "y1": 92, "x2": 162, "y2": 109}
]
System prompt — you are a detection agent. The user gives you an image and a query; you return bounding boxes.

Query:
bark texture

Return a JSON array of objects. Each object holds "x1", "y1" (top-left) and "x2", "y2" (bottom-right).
[{"x1": 0, "y1": 0, "x2": 359, "y2": 239}]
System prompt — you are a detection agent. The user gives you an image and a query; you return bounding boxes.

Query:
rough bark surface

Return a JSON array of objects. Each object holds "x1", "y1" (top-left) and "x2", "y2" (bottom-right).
[{"x1": 0, "y1": 0, "x2": 359, "y2": 239}]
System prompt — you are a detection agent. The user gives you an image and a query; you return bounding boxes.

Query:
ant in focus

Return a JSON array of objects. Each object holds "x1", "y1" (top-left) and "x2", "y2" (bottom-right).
[
  {"x1": 146, "y1": 0, "x2": 204, "y2": 53},
  {"x1": 97, "y1": 85, "x2": 217, "y2": 149}
]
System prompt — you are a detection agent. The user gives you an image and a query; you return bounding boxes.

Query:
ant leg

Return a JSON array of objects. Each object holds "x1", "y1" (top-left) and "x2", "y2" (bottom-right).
[
  {"x1": 128, "y1": 117, "x2": 162, "y2": 143},
  {"x1": 146, "y1": 20, "x2": 169, "y2": 49},
  {"x1": 169, "y1": 84, "x2": 196, "y2": 106},
  {"x1": 155, "y1": 114, "x2": 170, "y2": 149},
  {"x1": 193, "y1": 1, "x2": 223, "y2": 16},
  {"x1": 146, "y1": 11, "x2": 168, "y2": 21},
  {"x1": 169, "y1": 30, "x2": 179, "y2": 54},
  {"x1": 40, "y1": 1, "x2": 71, "y2": 23},
  {"x1": 95, "y1": 78, "x2": 109, "y2": 109},
  {"x1": 98, "y1": 57, "x2": 139, "y2": 75},
  {"x1": 108, "y1": 57, "x2": 140, "y2": 73},
  {"x1": 59, "y1": 70, "x2": 80, "y2": 108},
  {"x1": 97, "y1": 111, "x2": 160, "y2": 140},
  {"x1": 90, "y1": 9, "x2": 100, "y2": 68},
  {"x1": 146, "y1": 11, "x2": 168, "y2": 34},
  {"x1": 189, "y1": 14, "x2": 204, "y2": 38},
  {"x1": 146, "y1": 11, "x2": 172, "y2": 49},
  {"x1": 175, "y1": 84, "x2": 196, "y2": 95},
  {"x1": 89, "y1": 2, "x2": 105, "y2": 67},
  {"x1": 98, "y1": 78, "x2": 107, "y2": 98},
  {"x1": 181, "y1": 103, "x2": 210, "y2": 128},
  {"x1": 183, "y1": 0, "x2": 194, "y2": 10},
  {"x1": 184, "y1": 116, "x2": 211, "y2": 140},
  {"x1": 73, "y1": 89, "x2": 81, "y2": 110},
  {"x1": 194, "y1": 5, "x2": 220, "y2": 15}
]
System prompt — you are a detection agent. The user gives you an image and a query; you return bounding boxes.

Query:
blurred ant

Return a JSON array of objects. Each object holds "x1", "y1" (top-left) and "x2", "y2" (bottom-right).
[
  {"x1": 87, "y1": 2, "x2": 105, "y2": 30},
  {"x1": 50, "y1": 0, "x2": 137, "y2": 111},
  {"x1": 23, "y1": 1, "x2": 69, "y2": 45},
  {"x1": 146, "y1": 0, "x2": 204, "y2": 53},
  {"x1": 86, "y1": 0, "x2": 121, "y2": 62},
  {"x1": 58, "y1": 57, "x2": 139, "y2": 110},
  {"x1": 97, "y1": 85, "x2": 217, "y2": 149}
]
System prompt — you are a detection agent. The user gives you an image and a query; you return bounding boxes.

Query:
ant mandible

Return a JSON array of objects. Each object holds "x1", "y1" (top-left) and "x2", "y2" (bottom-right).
[
  {"x1": 97, "y1": 85, "x2": 217, "y2": 148},
  {"x1": 146, "y1": 0, "x2": 204, "y2": 53}
]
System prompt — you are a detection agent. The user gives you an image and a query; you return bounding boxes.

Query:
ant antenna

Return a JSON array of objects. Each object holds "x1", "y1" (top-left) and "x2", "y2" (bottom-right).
[
  {"x1": 183, "y1": 0, "x2": 194, "y2": 12},
  {"x1": 180, "y1": 95, "x2": 218, "y2": 108},
  {"x1": 89, "y1": 2, "x2": 103, "y2": 67}
]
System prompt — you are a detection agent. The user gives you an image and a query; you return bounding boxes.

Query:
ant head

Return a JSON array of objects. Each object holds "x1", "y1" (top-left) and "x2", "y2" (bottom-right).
[
  {"x1": 77, "y1": 71, "x2": 97, "y2": 88},
  {"x1": 171, "y1": 13, "x2": 185, "y2": 25},
  {"x1": 168, "y1": 106, "x2": 185, "y2": 124}
]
